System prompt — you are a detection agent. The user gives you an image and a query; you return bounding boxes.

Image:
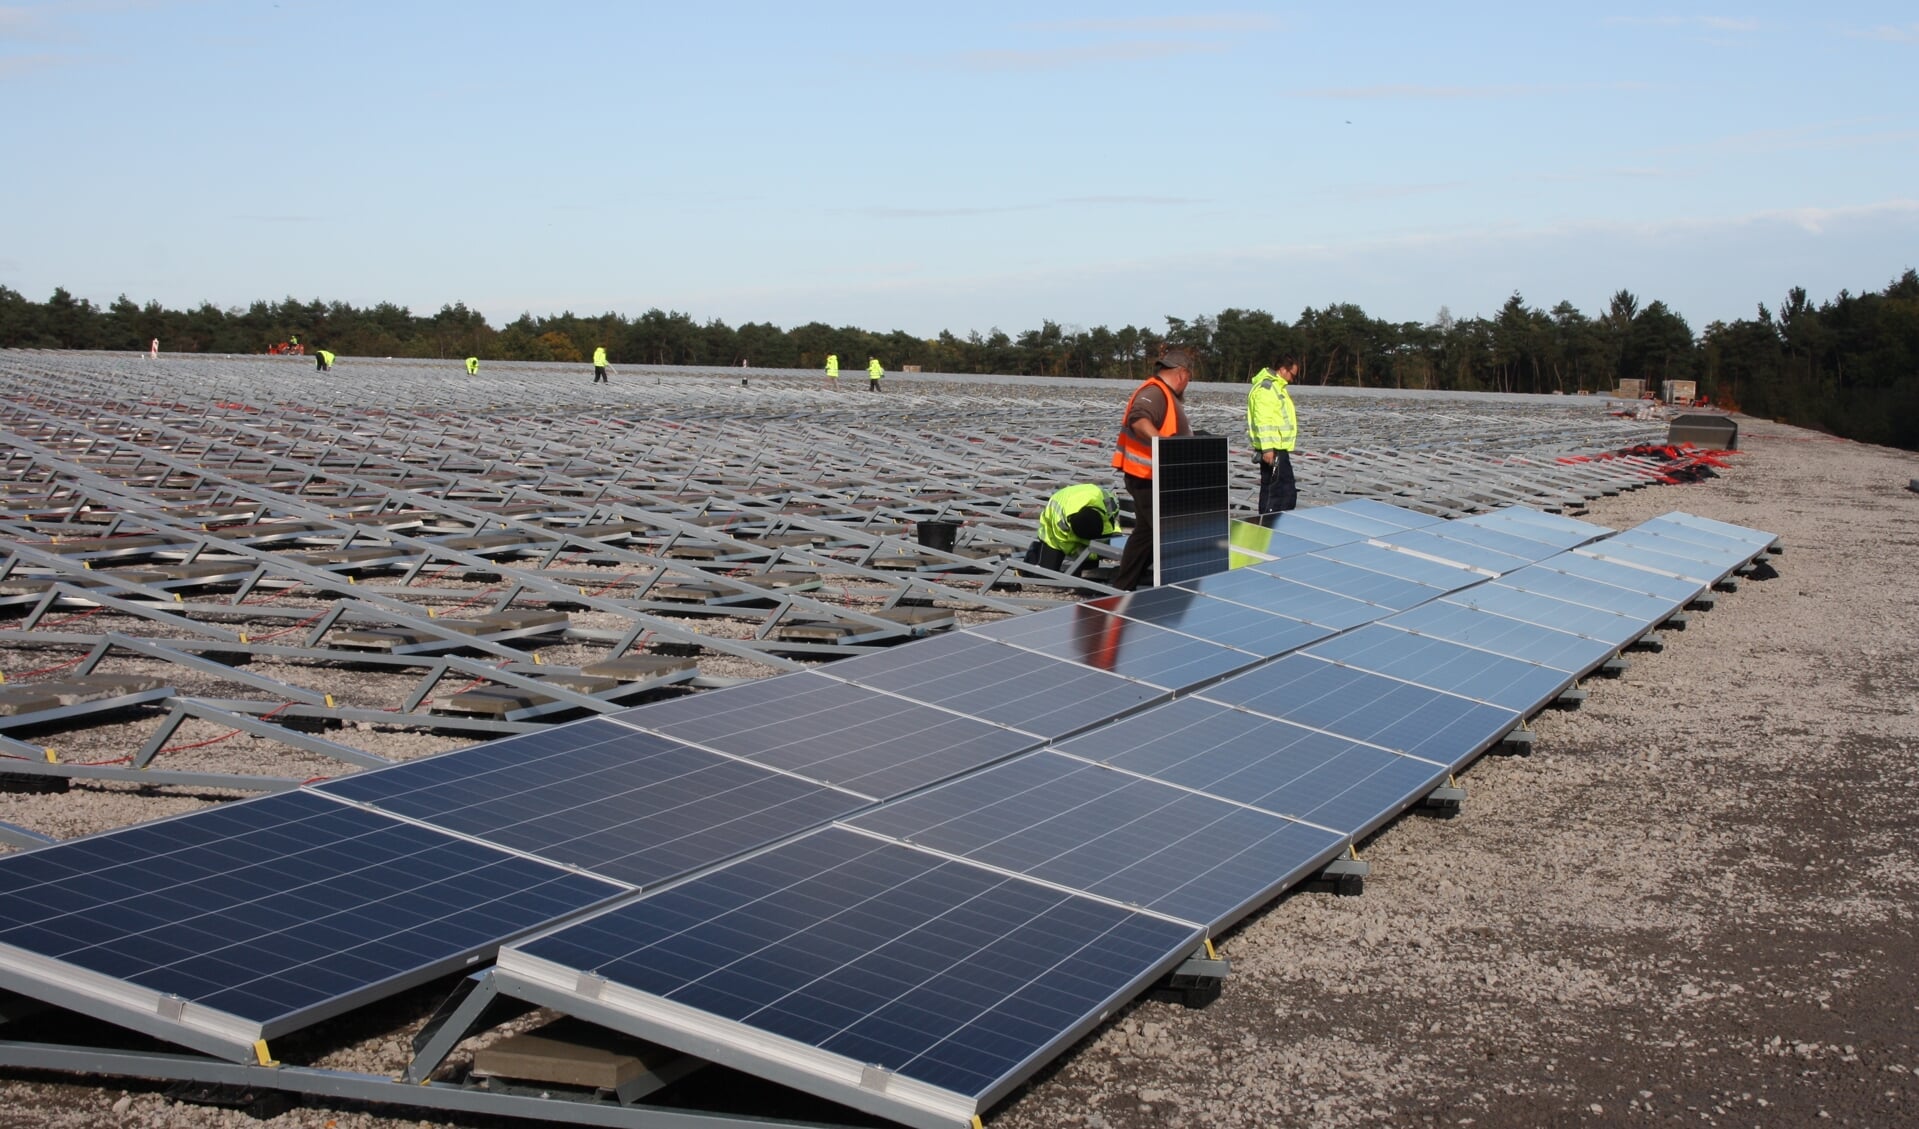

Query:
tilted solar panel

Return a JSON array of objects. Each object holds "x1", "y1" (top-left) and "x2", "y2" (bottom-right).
[
  {"x1": 845, "y1": 750, "x2": 1345, "y2": 932},
  {"x1": 317, "y1": 718, "x2": 869, "y2": 887},
  {"x1": 1385, "y1": 600, "x2": 1619, "y2": 674},
  {"x1": 1048, "y1": 697, "x2": 1450, "y2": 839},
  {"x1": 614, "y1": 671, "x2": 1039, "y2": 800},
  {"x1": 498, "y1": 826, "x2": 1201, "y2": 1129},
  {"x1": 0, "y1": 790, "x2": 624, "y2": 1050},
  {"x1": 963, "y1": 603, "x2": 1257, "y2": 691},
  {"x1": 1085, "y1": 585, "x2": 1336, "y2": 658},
  {"x1": 1305, "y1": 624, "x2": 1575, "y2": 712}
]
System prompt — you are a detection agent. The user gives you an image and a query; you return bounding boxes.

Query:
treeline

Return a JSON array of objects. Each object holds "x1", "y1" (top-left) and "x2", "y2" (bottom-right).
[{"x1": 2, "y1": 272, "x2": 1913, "y2": 449}]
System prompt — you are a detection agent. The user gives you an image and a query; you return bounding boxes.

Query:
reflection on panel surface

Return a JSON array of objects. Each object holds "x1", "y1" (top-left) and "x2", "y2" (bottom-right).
[{"x1": 966, "y1": 603, "x2": 1257, "y2": 690}]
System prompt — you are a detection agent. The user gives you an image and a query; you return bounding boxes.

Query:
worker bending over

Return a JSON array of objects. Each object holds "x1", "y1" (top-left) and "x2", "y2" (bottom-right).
[{"x1": 1025, "y1": 483, "x2": 1121, "y2": 573}]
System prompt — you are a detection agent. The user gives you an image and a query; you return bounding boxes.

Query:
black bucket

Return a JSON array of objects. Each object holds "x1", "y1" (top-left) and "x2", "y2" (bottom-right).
[{"x1": 915, "y1": 520, "x2": 960, "y2": 553}]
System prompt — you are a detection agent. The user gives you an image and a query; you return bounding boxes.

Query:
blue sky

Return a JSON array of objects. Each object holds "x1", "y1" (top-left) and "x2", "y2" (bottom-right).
[{"x1": 3, "y1": 2, "x2": 1915, "y2": 337}]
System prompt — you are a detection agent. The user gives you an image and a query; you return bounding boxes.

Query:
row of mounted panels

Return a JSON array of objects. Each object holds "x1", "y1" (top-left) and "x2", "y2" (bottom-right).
[{"x1": 0, "y1": 504, "x2": 1775, "y2": 1129}]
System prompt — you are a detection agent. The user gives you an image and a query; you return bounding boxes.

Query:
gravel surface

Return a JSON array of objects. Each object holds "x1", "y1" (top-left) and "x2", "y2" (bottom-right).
[{"x1": 4, "y1": 412, "x2": 1917, "y2": 1129}]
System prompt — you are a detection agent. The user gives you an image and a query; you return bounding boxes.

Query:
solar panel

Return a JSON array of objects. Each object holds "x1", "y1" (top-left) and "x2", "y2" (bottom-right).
[
  {"x1": 1152, "y1": 435, "x2": 1231, "y2": 585},
  {"x1": 317, "y1": 718, "x2": 869, "y2": 887},
  {"x1": 1323, "y1": 498, "x2": 1446, "y2": 530},
  {"x1": 1593, "y1": 530, "x2": 1738, "y2": 577},
  {"x1": 1554, "y1": 550, "x2": 1705, "y2": 603},
  {"x1": 1312, "y1": 540, "x2": 1491, "y2": 590},
  {"x1": 1645, "y1": 511, "x2": 1776, "y2": 552},
  {"x1": 1576, "y1": 540, "x2": 1722, "y2": 584},
  {"x1": 1445, "y1": 581, "x2": 1649, "y2": 646},
  {"x1": 845, "y1": 751, "x2": 1344, "y2": 932},
  {"x1": 1305, "y1": 624, "x2": 1574, "y2": 711},
  {"x1": 1493, "y1": 564, "x2": 1682, "y2": 623},
  {"x1": 1385, "y1": 600, "x2": 1619, "y2": 673},
  {"x1": 498, "y1": 826, "x2": 1202, "y2": 1128},
  {"x1": 1277, "y1": 503, "x2": 1425, "y2": 540},
  {"x1": 1085, "y1": 586, "x2": 1336, "y2": 658},
  {"x1": 963, "y1": 603, "x2": 1257, "y2": 690},
  {"x1": 1049, "y1": 697, "x2": 1450, "y2": 838},
  {"x1": 1226, "y1": 519, "x2": 1344, "y2": 562},
  {"x1": 1455, "y1": 506, "x2": 1608, "y2": 550},
  {"x1": 1618, "y1": 521, "x2": 1759, "y2": 565},
  {"x1": 1400, "y1": 519, "x2": 1569, "y2": 563},
  {"x1": 1249, "y1": 554, "x2": 1449, "y2": 611},
  {"x1": 0, "y1": 790, "x2": 624, "y2": 1044},
  {"x1": 816, "y1": 631, "x2": 1168, "y2": 738},
  {"x1": 1197, "y1": 655, "x2": 1520, "y2": 768},
  {"x1": 613, "y1": 672, "x2": 1038, "y2": 800},
  {"x1": 1370, "y1": 527, "x2": 1534, "y2": 575},
  {"x1": 1243, "y1": 510, "x2": 1357, "y2": 546},
  {"x1": 1175, "y1": 567, "x2": 1385, "y2": 629}
]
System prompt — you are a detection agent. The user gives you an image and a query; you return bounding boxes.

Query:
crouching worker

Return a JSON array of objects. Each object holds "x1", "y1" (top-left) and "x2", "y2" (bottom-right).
[{"x1": 1024, "y1": 483, "x2": 1121, "y2": 573}]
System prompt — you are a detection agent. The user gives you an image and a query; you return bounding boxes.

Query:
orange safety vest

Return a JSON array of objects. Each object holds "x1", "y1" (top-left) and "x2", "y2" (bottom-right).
[{"x1": 1111, "y1": 375, "x2": 1185, "y2": 479}]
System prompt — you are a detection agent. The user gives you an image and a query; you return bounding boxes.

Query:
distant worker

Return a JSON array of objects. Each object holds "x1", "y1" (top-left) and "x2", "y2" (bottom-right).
[
  {"x1": 290, "y1": 334, "x2": 299, "y2": 347},
  {"x1": 148, "y1": 338, "x2": 159, "y2": 359},
  {"x1": 315, "y1": 348, "x2": 336, "y2": 372},
  {"x1": 867, "y1": 356, "x2": 883, "y2": 392},
  {"x1": 1024, "y1": 483, "x2": 1121, "y2": 573},
  {"x1": 825, "y1": 353, "x2": 839, "y2": 381},
  {"x1": 1247, "y1": 357, "x2": 1300, "y2": 515},
  {"x1": 465, "y1": 356, "x2": 480, "y2": 375},
  {"x1": 592, "y1": 346, "x2": 609, "y2": 384},
  {"x1": 1111, "y1": 348, "x2": 1195, "y2": 590}
]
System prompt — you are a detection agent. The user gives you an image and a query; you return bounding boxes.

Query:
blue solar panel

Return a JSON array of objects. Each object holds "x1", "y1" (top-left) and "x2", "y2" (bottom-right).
[
  {"x1": 1455, "y1": 507, "x2": 1608, "y2": 550},
  {"x1": 846, "y1": 751, "x2": 1343, "y2": 931},
  {"x1": 1228, "y1": 520, "x2": 1346, "y2": 560},
  {"x1": 317, "y1": 719, "x2": 868, "y2": 886},
  {"x1": 1250, "y1": 554, "x2": 1449, "y2": 610},
  {"x1": 1176, "y1": 568, "x2": 1384, "y2": 629},
  {"x1": 1385, "y1": 601, "x2": 1619, "y2": 673},
  {"x1": 1371, "y1": 528, "x2": 1534, "y2": 575},
  {"x1": 1313, "y1": 540, "x2": 1490, "y2": 590},
  {"x1": 1305, "y1": 624, "x2": 1574, "y2": 711},
  {"x1": 1555, "y1": 550, "x2": 1704, "y2": 603},
  {"x1": 1245, "y1": 511, "x2": 1356, "y2": 546},
  {"x1": 817, "y1": 631, "x2": 1167, "y2": 738},
  {"x1": 1405, "y1": 520, "x2": 1567, "y2": 562},
  {"x1": 1492, "y1": 565, "x2": 1683, "y2": 625},
  {"x1": 964, "y1": 603, "x2": 1257, "y2": 690},
  {"x1": 1324, "y1": 498, "x2": 1445, "y2": 530},
  {"x1": 501, "y1": 827, "x2": 1201, "y2": 1123},
  {"x1": 1279, "y1": 504, "x2": 1419, "y2": 540},
  {"x1": 1197, "y1": 655, "x2": 1520, "y2": 767},
  {"x1": 1085, "y1": 586, "x2": 1336, "y2": 658},
  {"x1": 1615, "y1": 523, "x2": 1753, "y2": 567},
  {"x1": 1049, "y1": 697, "x2": 1449, "y2": 837},
  {"x1": 1153, "y1": 436, "x2": 1231, "y2": 585},
  {"x1": 0, "y1": 790, "x2": 623, "y2": 1037},
  {"x1": 613, "y1": 672, "x2": 1038, "y2": 799},
  {"x1": 1645, "y1": 511, "x2": 1775, "y2": 553},
  {"x1": 1444, "y1": 581, "x2": 1643, "y2": 644}
]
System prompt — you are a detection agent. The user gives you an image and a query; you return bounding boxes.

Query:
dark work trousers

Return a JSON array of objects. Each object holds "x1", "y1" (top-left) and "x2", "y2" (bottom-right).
[
  {"x1": 1112, "y1": 473, "x2": 1155, "y2": 591},
  {"x1": 869, "y1": 377, "x2": 880, "y2": 392},
  {"x1": 593, "y1": 366, "x2": 608, "y2": 383},
  {"x1": 1022, "y1": 540, "x2": 1069, "y2": 573},
  {"x1": 1258, "y1": 450, "x2": 1298, "y2": 515}
]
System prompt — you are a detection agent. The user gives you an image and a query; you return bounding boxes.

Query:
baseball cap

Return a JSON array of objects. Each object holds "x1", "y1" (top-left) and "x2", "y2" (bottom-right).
[{"x1": 1156, "y1": 348, "x2": 1195, "y2": 372}]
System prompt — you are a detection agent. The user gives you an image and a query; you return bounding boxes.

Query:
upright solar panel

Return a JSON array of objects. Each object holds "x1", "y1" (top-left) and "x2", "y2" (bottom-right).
[
  {"x1": 0, "y1": 790, "x2": 625, "y2": 1047},
  {"x1": 816, "y1": 631, "x2": 1167, "y2": 738},
  {"x1": 964, "y1": 603, "x2": 1257, "y2": 690},
  {"x1": 846, "y1": 751, "x2": 1344, "y2": 932},
  {"x1": 1048, "y1": 697, "x2": 1450, "y2": 838},
  {"x1": 613, "y1": 672, "x2": 1038, "y2": 800},
  {"x1": 1085, "y1": 586, "x2": 1336, "y2": 658},
  {"x1": 1152, "y1": 435, "x2": 1230, "y2": 585},
  {"x1": 1197, "y1": 655, "x2": 1520, "y2": 768},
  {"x1": 317, "y1": 718, "x2": 869, "y2": 887},
  {"x1": 499, "y1": 826, "x2": 1202, "y2": 1129}
]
